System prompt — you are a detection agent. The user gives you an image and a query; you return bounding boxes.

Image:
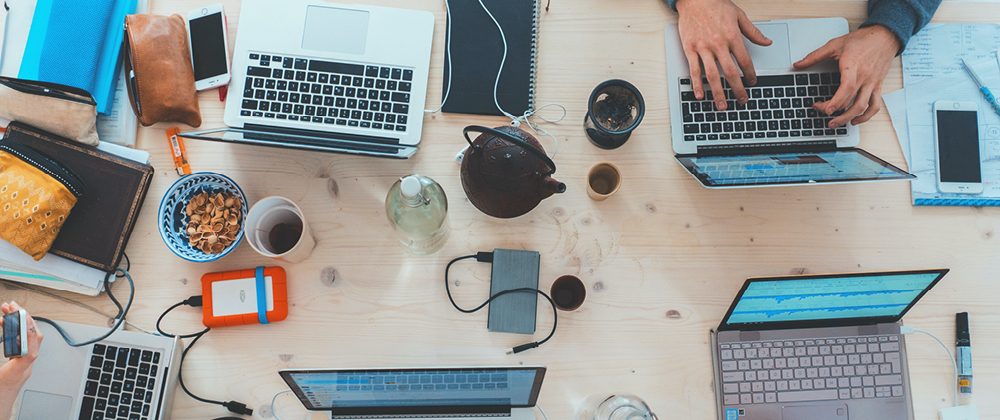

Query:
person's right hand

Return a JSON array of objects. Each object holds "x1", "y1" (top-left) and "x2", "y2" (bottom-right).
[{"x1": 676, "y1": 0, "x2": 772, "y2": 111}]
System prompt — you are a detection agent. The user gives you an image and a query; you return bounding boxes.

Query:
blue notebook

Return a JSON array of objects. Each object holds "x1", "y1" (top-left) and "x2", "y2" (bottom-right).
[{"x1": 18, "y1": 0, "x2": 137, "y2": 115}]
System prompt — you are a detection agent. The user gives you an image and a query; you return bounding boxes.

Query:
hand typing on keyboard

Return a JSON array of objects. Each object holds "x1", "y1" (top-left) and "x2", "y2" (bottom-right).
[
  {"x1": 675, "y1": 0, "x2": 772, "y2": 111},
  {"x1": 793, "y1": 25, "x2": 902, "y2": 129},
  {"x1": 0, "y1": 301, "x2": 43, "y2": 420}
]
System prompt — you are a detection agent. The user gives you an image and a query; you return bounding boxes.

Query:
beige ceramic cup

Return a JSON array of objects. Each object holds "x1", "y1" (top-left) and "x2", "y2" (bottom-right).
[
  {"x1": 245, "y1": 196, "x2": 316, "y2": 263},
  {"x1": 587, "y1": 163, "x2": 622, "y2": 201}
]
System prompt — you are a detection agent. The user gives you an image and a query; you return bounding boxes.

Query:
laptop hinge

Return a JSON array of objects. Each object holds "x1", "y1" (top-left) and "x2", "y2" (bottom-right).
[
  {"x1": 244, "y1": 123, "x2": 401, "y2": 145},
  {"x1": 696, "y1": 140, "x2": 838, "y2": 156}
]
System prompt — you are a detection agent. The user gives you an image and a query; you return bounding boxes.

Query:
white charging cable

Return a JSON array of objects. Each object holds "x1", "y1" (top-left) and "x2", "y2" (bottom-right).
[
  {"x1": 269, "y1": 388, "x2": 294, "y2": 420},
  {"x1": 424, "y1": 0, "x2": 453, "y2": 114},
  {"x1": 901, "y1": 326, "x2": 959, "y2": 407},
  {"x1": 535, "y1": 404, "x2": 549, "y2": 420}
]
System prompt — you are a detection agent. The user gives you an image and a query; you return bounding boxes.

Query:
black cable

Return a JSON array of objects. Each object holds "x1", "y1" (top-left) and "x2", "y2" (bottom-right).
[
  {"x1": 156, "y1": 296, "x2": 208, "y2": 339},
  {"x1": 157, "y1": 297, "x2": 252, "y2": 416},
  {"x1": 116, "y1": 252, "x2": 130, "y2": 278},
  {"x1": 445, "y1": 253, "x2": 557, "y2": 354},
  {"x1": 35, "y1": 267, "x2": 135, "y2": 347}
]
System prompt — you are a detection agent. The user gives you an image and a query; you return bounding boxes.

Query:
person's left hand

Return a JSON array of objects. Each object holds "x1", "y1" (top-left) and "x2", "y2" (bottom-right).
[
  {"x1": 793, "y1": 25, "x2": 901, "y2": 129},
  {"x1": 1, "y1": 302, "x2": 43, "y2": 389}
]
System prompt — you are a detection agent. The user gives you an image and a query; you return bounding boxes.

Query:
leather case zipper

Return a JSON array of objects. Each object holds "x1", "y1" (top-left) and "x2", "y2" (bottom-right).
[{"x1": 0, "y1": 142, "x2": 87, "y2": 198}]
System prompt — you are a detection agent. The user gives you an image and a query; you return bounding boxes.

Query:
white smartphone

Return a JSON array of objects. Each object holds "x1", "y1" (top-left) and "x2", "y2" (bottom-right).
[
  {"x1": 934, "y1": 100, "x2": 984, "y2": 194},
  {"x1": 187, "y1": 4, "x2": 231, "y2": 91},
  {"x1": 3, "y1": 309, "x2": 28, "y2": 358}
]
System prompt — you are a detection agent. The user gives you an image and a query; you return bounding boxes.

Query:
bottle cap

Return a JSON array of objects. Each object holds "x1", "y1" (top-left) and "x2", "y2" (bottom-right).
[{"x1": 400, "y1": 176, "x2": 422, "y2": 198}]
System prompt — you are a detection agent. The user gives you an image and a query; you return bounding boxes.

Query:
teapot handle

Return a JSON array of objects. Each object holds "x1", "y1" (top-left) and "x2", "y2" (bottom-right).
[{"x1": 463, "y1": 125, "x2": 556, "y2": 176}]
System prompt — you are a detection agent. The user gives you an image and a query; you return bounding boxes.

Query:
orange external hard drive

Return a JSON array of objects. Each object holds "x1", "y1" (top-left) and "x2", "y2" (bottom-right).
[{"x1": 201, "y1": 266, "x2": 288, "y2": 328}]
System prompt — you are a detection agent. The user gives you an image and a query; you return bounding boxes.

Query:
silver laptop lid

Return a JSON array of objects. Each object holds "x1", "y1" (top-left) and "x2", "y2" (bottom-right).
[
  {"x1": 718, "y1": 269, "x2": 949, "y2": 332},
  {"x1": 279, "y1": 366, "x2": 546, "y2": 415},
  {"x1": 224, "y1": 0, "x2": 434, "y2": 154},
  {"x1": 675, "y1": 147, "x2": 914, "y2": 188}
]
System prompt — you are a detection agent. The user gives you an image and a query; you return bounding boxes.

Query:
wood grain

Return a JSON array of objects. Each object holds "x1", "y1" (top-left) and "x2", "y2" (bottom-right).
[{"x1": 3, "y1": 0, "x2": 999, "y2": 419}]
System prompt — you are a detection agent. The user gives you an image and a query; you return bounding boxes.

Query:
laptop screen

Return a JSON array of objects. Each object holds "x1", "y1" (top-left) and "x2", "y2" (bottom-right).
[
  {"x1": 718, "y1": 270, "x2": 948, "y2": 331},
  {"x1": 280, "y1": 366, "x2": 546, "y2": 414},
  {"x1": 675, "y1": 148, "x2": 914, "y2": 188}
]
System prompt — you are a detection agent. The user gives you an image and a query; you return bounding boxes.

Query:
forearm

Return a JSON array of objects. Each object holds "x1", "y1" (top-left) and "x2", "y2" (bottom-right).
[
  {"x1": 0, "y1": 388, "x2": 18, "y2": 420},
  {"x1": 862, "y1": 0, "x2": 943, "y2": 54}
]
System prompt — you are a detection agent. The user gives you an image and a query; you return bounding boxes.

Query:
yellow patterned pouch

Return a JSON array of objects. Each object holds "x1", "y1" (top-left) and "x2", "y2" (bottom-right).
[{"x1": 0, "y1": 141, "x2": 86, "y2": 260}]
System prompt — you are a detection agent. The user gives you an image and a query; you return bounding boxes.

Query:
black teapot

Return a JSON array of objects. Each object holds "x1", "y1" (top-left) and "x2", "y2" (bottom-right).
[{"x1": 460, "y1": 125, "x2": 565, "y2": 218}]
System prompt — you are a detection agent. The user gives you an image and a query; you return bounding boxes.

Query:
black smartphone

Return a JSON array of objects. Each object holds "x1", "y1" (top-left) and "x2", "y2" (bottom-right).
[{"x1": 3, "y1": 309, "x2": 27, "y2": 358}]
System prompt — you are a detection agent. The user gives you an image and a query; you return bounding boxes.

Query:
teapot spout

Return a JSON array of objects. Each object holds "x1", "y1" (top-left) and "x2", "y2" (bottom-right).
[{"x1": 542, "y1": 177, "x2": 566, "y2": 199}]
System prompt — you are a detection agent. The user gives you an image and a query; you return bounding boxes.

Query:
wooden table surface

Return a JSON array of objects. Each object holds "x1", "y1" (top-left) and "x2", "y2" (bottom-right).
[{"x1": 4, "y1": 0, "x2": 999, "y2": 419}]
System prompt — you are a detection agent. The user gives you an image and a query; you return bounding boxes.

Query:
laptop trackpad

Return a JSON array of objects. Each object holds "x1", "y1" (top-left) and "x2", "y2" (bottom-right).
[
  {"x1": 18, "y1": 391, "x2": 74, "y2": 420},
  {"x1": 302, "y1": 6, "x2": 370, "y2": 55},
  {"x1": 782, "y1": 404, "x2": 848, "y2": 420},
  {"x1": 743, "y1": 23, "x2": 791, "y2": 69}
]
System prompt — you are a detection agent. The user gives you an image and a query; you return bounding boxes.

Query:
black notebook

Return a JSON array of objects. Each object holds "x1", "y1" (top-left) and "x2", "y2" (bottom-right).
[
  {"x1": 442, "y1": 0, "x2": 539, "y2": 116},
  {"x1": 3, "y1": 122, "x2": 154, "y2": 273}
]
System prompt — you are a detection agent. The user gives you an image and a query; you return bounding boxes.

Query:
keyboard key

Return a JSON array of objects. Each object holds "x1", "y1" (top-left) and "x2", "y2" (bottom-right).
[
  {"x1": 403, "y1": 69, "x2": 413, "y2": 81},
  {"x1": 79, "y1": 397, "x2": 95, "y2": 420},
  {"x1": 294, "y1": 59, "x2": 308, "y2": 70},
  {"x1": 85, "y1": 381, "x2": 99, "y2": 396},
  {"x1": 391, "y1": 68, "x2": 402, "y2": 80},
  {"x1": 777, "y1": 389, "x2": 838, "y2": 403},
  {"x1": 283, "y1": 57, "x2": 293, "y2": 68}
]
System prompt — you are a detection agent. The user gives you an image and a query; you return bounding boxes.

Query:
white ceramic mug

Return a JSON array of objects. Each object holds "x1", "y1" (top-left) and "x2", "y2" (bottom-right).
[{"x1": 245, "y1": 196, "x2": 316, "y2": 263}]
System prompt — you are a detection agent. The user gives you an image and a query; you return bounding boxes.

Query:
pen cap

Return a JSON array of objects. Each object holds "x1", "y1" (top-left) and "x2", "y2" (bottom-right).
[{"x1": 956, "y1": 312, "x2": 970, "y2": 344}]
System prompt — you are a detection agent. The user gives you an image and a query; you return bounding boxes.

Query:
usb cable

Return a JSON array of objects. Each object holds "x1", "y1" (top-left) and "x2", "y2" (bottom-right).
[{"x1": 445, "y1": 252, "x2": 557, "y2": 354}]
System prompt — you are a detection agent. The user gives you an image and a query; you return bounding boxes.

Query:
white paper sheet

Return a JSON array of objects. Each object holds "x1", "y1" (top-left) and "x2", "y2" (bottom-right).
[
  {"x1": 0, "y1": 240, "x2": 108, "y2": 295},
  {"x1": 883, "y1": 89, "x2": 910, "y2": 168},
  {"x1": 901, "y1": 23, "x2": 1000, "y2": 204}
]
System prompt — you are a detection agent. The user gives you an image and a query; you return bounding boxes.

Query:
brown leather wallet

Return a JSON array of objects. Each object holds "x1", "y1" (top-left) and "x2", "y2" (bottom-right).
[{"x1": 124, "y1": 14, "x2": 202, "y2": 127}]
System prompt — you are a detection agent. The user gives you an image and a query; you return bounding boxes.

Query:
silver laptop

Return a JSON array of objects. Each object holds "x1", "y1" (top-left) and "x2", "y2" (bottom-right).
[
  {"x1": 181, "y1": 0, "x2": 434, "y2": 158},
  {"x1": 710, "y1": 269, "x2": 949, "y2": 420},
  {"x1": 665, "y1": 18, "x2": 914, "y2": 188},
  {"x1": 279, "y1": 366, "x2": 546, "y2": 420},
  {"x1": 16, "y1": 320, "x2": 182, "y2": 420}
]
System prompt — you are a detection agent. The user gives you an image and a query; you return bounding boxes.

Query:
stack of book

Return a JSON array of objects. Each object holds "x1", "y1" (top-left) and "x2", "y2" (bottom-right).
[{"x1": 0, "y1": 123, "x2": 152, "y2": 295}]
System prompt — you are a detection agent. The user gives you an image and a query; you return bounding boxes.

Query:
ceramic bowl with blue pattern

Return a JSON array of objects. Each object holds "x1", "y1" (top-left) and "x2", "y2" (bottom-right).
[{"x1": 158, "y1": 173, "x2": 248, "y2": 262}]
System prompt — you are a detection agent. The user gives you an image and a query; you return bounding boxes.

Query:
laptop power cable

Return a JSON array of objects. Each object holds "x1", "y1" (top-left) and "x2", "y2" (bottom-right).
[
  {"x1": 157, "y1": 296, "x2": 254, "y2": 417},
  {"x1": 445, "y1": 251, "x2": 557, "y2": 354}
]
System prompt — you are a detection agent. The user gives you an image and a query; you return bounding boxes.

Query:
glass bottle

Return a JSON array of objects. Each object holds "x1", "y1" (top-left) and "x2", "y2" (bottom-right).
[
  {"x1": 385, "y1": 174, "x2": 449, "y2": 255},
  {"x1": 578, "y1": 394, "x2": 657, "y2": 420}
]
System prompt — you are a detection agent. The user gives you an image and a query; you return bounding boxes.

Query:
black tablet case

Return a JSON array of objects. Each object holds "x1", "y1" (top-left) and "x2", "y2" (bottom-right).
[{"x1": 442, "y1": 0, "x2": 538, "y2": 116}]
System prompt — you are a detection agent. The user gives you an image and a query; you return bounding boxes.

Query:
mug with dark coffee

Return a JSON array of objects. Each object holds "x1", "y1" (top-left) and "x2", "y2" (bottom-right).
[
  {"x1": 245, "y1": 196, "x2": 316, "y2": 263},
  {"x1": 550, "y1": 275, "x2": 587, "y2": 311}
]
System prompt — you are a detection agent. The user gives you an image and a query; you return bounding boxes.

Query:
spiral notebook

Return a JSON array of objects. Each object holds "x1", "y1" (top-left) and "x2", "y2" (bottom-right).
[{"x1": 441, "y1": 0, "x2": 539, "y2": 116}]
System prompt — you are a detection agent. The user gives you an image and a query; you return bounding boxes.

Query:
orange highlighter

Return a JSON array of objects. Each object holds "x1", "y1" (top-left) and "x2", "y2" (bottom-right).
[{"x1": 166, "y1": 127, "x2": 191, "y2": 175}]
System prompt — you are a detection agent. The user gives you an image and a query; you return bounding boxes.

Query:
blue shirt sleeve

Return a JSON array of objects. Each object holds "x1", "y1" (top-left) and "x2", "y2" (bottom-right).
[{"x1": 860, "y1": 0, "x2": 943, "y2": 54}]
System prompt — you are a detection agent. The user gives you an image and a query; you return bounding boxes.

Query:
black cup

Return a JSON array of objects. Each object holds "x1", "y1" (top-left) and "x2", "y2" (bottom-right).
[
  {"x1": 585, "y1": 79, "x2": 645, "y2": 149},
  {"x1": 550, "y1": 275, "x2": 586, "y2": 311}
]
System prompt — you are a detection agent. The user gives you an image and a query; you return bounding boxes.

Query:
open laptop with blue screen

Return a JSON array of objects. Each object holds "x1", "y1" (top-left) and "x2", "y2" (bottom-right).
[
  {"x1": 279, "y1": 366, "x2": 545, "y2": 420},
  {"x1": 665, "y1": 19, "x2": 915, "y2": 188},
  {"x1": 710, "y1": 269, "x2": 948, "y2": 420}
]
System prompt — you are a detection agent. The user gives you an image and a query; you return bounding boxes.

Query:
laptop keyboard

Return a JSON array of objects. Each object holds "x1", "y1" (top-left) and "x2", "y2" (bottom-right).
[
  {"x1": 720, "y1": 334, "x2": 904, "y2": 405},
  {"x1": 680, "y1": 73, "x2": 848, "y2": 142},
  {"x1": 241, "y1": 52, "x2": 413, "y2": 133},
  {"x1": 81, "y1": 343, "x2": 162, "y2": 420}
]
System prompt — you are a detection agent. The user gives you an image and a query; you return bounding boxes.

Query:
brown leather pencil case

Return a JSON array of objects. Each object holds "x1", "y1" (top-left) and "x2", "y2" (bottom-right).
[{"x1": 123, "y1": 14, "x2": 202, "y2": 127}]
